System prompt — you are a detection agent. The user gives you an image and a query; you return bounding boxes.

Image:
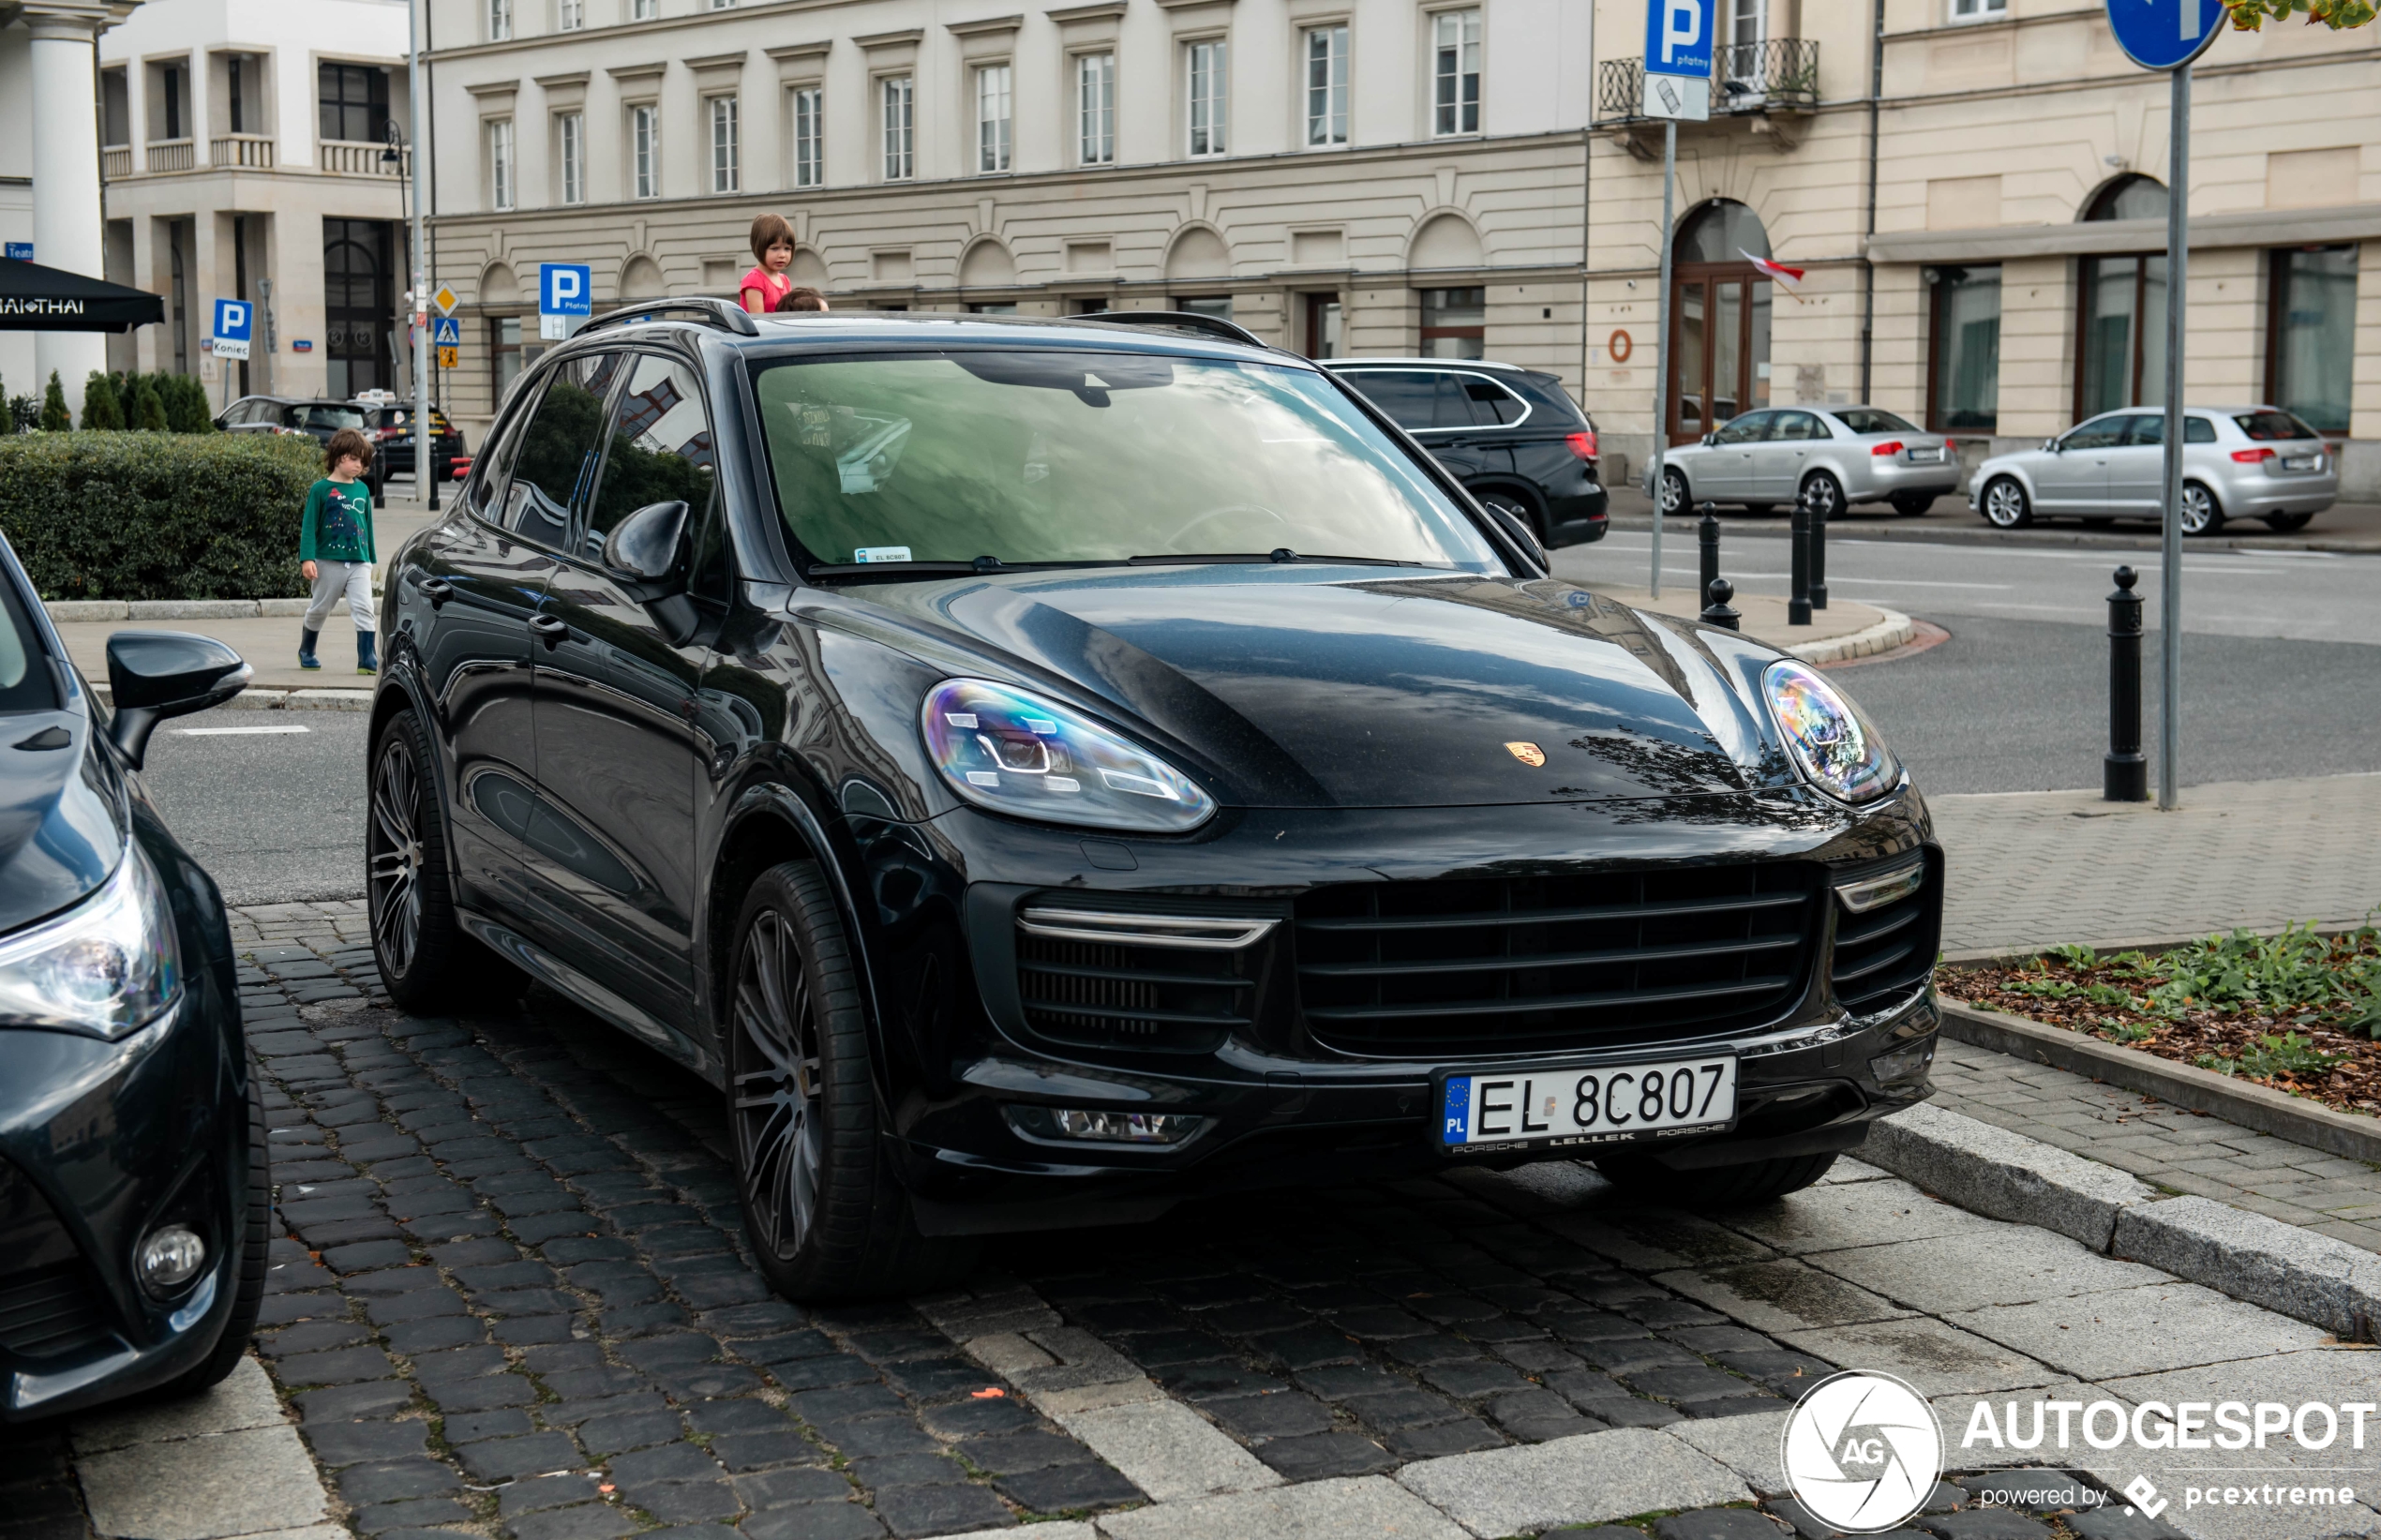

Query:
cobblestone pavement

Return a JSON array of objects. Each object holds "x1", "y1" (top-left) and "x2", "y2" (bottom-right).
[
  {"x1": 1929, "y1": 775, "x2": 2381, "y2": 959},
  {"x1": 1927, "y1": 1039, "x2": 2381, "y2": 1258},
  {"x1": 11, "y1": 902, "x2": 2381, "y2": 1540}
]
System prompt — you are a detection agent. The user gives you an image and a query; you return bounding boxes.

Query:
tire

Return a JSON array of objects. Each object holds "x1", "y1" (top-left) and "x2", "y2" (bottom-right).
[
  {"x1": 1594, "y1": 1150, "x2": 1839, "y2": 1209},
  {"x1": 1659, "y1": 468, "x2": 1688, "y2": 518},
  {"x1": 2263, "y1": 511, "x2": 2314, "y2": 532},
  {"x1": 1980, "y1": 476, "x2": 2031, "y2": 530},
  {"x1": 1891, "y1": 493, "x2": 1935, "y2": 516},
  {"x1": 727, "y1": 860, "x2": 977, "y2": 1301},
  {"x1": 1743, "y1": 503, "x2": 1775, "y2": 516},
  {"x1": 159, "y1": 1052, "x2": 268, "y2": 1397},
  {"x1": 367, "y1": 707, "x2": 524, "y2": 1011},
  {"x1": 1800, "y1": 471, "x2": 1845, "y2": 521},
  {"x1": 2179, "y1": 481, "x2": 2224, "y2": 536}
]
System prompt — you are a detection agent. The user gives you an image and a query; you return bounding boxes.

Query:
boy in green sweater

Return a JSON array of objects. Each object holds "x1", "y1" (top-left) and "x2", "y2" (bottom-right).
[{"x1": 299, "y1": 427, "x2": 379, "y2": 674}]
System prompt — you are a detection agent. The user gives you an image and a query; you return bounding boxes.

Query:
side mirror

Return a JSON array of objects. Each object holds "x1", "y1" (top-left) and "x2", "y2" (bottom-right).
[
  {"x1": 105, "y1": 631, "x2": 251, "y2": 770},
  {"x1": 1480, "y1": 501, "x2": 1549, "y2": 574},
  {"x1": 2043, "y1": 438, "x2": 2060, "y2": 453},
  {"x1": 1701, "y1": 431, "x2": 1720, "y2": 447},
  {"x1": 601, "y1": 500, "x2": 692, "y2": 596}
]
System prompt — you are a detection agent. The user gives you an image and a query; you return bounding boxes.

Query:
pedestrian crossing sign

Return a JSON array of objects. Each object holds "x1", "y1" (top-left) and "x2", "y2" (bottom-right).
[
  {"x1": 431, "y1": 316, "x2": 461, "y2": 347},
  {"x1": 436, "y1": 346, "x2": 459, "y2": 370}
]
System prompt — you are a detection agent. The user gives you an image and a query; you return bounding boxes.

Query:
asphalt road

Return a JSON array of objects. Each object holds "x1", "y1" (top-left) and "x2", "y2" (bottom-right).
[{"x1": 139, "y1": 705, "x2": 369, "y2": 906}]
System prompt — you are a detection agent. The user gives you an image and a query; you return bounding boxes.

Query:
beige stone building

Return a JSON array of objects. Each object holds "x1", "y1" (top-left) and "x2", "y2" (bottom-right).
[{"x1": 1581, "y1": 0, "x2": 2381, "y2": 496}]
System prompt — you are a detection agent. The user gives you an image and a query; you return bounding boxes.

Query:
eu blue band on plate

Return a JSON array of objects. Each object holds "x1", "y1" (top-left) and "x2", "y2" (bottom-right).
[{"x1": 1442, "y1": 1076, "x2": 1471, "y2": 1144}]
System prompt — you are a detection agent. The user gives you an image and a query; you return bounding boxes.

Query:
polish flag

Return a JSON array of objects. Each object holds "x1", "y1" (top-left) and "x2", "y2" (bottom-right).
[{"x1": 1742, "y1": 250, "x2": 1806, "y2": 294}]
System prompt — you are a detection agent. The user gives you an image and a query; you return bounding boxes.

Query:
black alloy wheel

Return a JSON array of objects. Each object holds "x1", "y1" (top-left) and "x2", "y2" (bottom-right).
[
  {"x1": 1801, "y1": 471, "x2": 1845, "y2": 521},
  {"x1": 1980, "y1": 477, "x2": 2031, "y2": 529},
  {"x1": 1660, "y1": 467, "x2": 1689, "y2": 517},
  {"x1": 368, "y1": 734, "x2": 425, "y2": 984},
  {"x1": 727, "y1": 860, "x2": 975, "y2": 1301},
  {"x1": 2179, "y1": 482, "x2": 2224, "y2": 536},
  {"x1": 367, "y1": 708, "x2": 520, "y2": 1011}
]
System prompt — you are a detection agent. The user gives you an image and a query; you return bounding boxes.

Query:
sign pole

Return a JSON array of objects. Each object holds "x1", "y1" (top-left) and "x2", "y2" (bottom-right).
[
  {"x1": 2157, "y1": 62, "x2": 2188, "y2": 811},
  {"x1": 1649, "y1": 118, "x2": 1677, "y2": 603},
  {"x1": 408, "y1": 0, "x2": 436, "y2": 513}
]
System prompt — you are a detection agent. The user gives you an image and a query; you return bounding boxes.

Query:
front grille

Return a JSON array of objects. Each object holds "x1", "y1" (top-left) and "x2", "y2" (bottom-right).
[
  {"x1": 0, "y1": 1160, "x2": 113, "y2": 1361},
  {"x1": 1294, "y1": 865, "x2": 1822, "y2": 1057},
  {"x1": 1830, "y1": 853, "x2": 1942, "y2": 1016},
  {"x1": 1015, "y1": 909, "x2": 1262, "y2": 1054}
]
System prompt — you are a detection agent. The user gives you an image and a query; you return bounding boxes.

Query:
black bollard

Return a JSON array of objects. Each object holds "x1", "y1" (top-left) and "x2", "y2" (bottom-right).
[
  {"x1": 1700, "y1": 577, "x2": 1741, "y2": 631},
  {"x1": 2105, "y1": 565, "x2": 2148, "y2": 802},
  {"x1": 1698, "y1": 501, "x2": 1721, "y2": 609},
  {"x1": 1808, "y1": 486, "x2": 1829, "y2": 611},
  {"x1": 1788, "y1": 493, "x2": 1814, "y2": 626}
]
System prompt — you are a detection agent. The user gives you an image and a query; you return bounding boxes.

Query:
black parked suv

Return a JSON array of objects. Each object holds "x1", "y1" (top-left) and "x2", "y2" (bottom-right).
[
  {"x1": 353, "y1": 395, "x2": 470, "y2": 484},
  {"x1": 371, "y1": 303, "x2": 1940, "y2": 1299},
  {"x1": 1325, "y1": 358, "x2": 1609, "y2": 549},
  {"x1": 217, "y1": 394, "x2": 366, "y2": 445},
  {"x1": 0, "y1": 532, "x2": 265, "y2": 1418}
]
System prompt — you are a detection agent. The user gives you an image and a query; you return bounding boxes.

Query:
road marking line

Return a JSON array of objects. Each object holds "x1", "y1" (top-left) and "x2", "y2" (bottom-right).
[{"x1": 176, "y1": 725, "x2": 313, "y2": 736}]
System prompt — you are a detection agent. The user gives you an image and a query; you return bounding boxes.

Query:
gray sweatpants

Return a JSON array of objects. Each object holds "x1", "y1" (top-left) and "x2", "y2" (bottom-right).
[{"x1": 303, "y1": 560, "x2": 376, "y2": 632}]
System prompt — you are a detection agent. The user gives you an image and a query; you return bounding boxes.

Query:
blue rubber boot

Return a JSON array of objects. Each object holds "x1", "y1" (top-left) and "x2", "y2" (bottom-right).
[
  {"x1": 298, "y1": 627, "x2": 321, "y2": 670},
  {"x1": 356, "y1": 629, "x2": 379, "y2": 675}
]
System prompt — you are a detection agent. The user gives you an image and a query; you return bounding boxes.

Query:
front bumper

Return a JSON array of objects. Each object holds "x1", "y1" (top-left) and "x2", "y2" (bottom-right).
[
  {"x1": 848, "y1": 791, "x2": 1941, "y2": 1235},
  {"x1": 0, "y1": 968, "x2": 249, "y2": 1420}
]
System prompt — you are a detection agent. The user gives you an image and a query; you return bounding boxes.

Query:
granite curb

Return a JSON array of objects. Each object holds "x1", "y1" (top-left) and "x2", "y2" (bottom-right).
[
  {"x1": 49, "y1": 598, "x2": 328, "y2": 621},
  {"x1": 88, "y1": 683, "x2": 374, "y2": 712},
  {"x1": 1602, "y1": 510, "x2": 2381, "y2": 557},
  {"x1": 2112, "y1": 1195, "x2": 2381, "y2": 1341},
  {"x1": 1779, "y1": 606, "x2": 1914, "y2": 665},
  {"x1": 1939, "y1": 998, "x2": 2381, "y2": 1165}
]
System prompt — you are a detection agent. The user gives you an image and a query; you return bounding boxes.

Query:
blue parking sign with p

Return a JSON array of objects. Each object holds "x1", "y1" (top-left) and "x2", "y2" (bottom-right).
[
  {"x1": 213, "y1": 299, "x2": 251, "y2": 341},
  {"x1": 540, "y1": 263, "x2": 592, "y2": 316},
  {"x1": 1640, "y1": 0, "x2": 1715, "y2": 120}
]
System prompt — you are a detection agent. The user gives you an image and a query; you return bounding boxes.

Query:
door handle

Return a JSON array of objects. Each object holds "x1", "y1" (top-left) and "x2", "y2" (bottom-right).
[
  {"x1": 420, "y1": 577, "x2": 455, "y2": 608},
  {"x1": 530, "y1": 614, "x2": 569, "y2": 649}
]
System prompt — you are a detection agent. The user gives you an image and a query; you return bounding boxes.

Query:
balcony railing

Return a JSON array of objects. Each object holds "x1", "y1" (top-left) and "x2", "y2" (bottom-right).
[
  {"x1": 322, "y1": 140, "x2": 407, "y2": 177},
  {"x1": 101, "y1": 145, "x2": 131, "y2": 180},
  {"x1": 144, "y1": 138, "x2": 195, "y2": 173},
  {"x1": 1595, "y1": 38, "x2": 1820, "y2": 125},
  {"x1": 212, "y1": 133, "x2": 275, "y2": 169}
]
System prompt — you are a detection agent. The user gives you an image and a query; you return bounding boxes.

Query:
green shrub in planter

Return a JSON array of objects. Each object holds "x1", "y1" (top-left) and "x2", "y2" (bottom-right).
[
  {"x1": 0, "y1": 431, "x2": 317, "y2": 600},
  {"x1": 126, "y1": 374, "x2": 170, "y2": 432},
  {"x1": 39, "y1": 373, "x2": 68, "y2": 433},
  {"x1": 80, "y1": 372, "x2": 124, "y2": 430}
]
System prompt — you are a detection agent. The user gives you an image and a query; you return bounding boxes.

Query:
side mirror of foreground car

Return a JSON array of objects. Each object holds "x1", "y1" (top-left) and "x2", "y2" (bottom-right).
[
  {"x1": 105, "y1": 631, "x2": 252, "y2": 770},
  {"x1": 602, "y1": 500, "x2": 692, "y2": 595},
  {"x1": 1480, "y1": 501, "x2": 1550, "y2": 574}
]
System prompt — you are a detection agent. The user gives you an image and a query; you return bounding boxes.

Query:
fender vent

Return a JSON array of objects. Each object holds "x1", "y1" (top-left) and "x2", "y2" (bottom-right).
[{"x1": 1015, "y1": 908, "x2": 1268, "y2": 1054}]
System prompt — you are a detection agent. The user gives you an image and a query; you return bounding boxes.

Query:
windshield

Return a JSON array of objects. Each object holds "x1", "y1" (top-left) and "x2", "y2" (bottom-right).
[
  {"x1": 1828, "y1": 408, "x2": 1919, "y2": 436},
  {"x1": 752, "y1": 351, "x2": 1500, "y2": 572}
]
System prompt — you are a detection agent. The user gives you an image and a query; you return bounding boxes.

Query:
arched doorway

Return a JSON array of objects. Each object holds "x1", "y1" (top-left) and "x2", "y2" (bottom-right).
[
  {"x1": 1669, "y1": 200, "x2": 1773, "y2": 444},
  {"x1": 323, "y1": 218, "x2": 395, "y2": 397}
]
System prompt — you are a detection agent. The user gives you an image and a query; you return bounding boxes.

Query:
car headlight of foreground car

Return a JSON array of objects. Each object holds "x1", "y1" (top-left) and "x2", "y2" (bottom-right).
[
  {"x1": 1763, "y1": 660, "x2": 1902, "y2": 805},
  {"x1": 921, "y1": 679, "x2": 1216, "y2": 833},
  {"x1": 0, "y1": 845, "x2": 182, "y2": 1039}
]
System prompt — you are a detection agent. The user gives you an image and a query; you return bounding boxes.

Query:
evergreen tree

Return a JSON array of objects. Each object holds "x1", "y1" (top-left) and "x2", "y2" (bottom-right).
[
  {"x1": 128, "y1": 373, "x2": 170, "y2": 431},
  {"x1": 81, "y1": 372, "x2": 124, "y2": 430},
  {"x1": 39, "y1": 372, "x2": 70, "y2": 431},
  {"x1": 0, "y1": 374, "x2": 9, "y2": 435}
]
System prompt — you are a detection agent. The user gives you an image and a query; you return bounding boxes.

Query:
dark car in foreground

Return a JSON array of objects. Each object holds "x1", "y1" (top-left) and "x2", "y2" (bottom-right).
[
  {"x1": 353, "y1": 395, "x2": 470, "y2": 485},
  {"x1": 0, "y1": 538, "x2": 263, "y2": 1418},
  {"x1": 370, "y1": 302, "x2": 1942, "y2": 1299},
  {"x1": 1325, "y1": 357, "x2": 1609, "y2": 549}
]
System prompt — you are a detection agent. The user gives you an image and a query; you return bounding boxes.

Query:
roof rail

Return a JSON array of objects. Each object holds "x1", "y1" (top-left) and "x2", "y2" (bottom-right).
[
  {"x1": 1087, "y1": 310, "x2": 1269, "y2": 351},
  {"x1": 577, "y1": 297, "x2": 760, "y2": 338}
]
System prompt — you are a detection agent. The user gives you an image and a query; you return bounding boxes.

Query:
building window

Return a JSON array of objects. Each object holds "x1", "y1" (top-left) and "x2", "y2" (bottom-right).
[
  {"x1": 1078, "y1": 52, "x2": 1116, "y2": 166},
  {"x1": 1187, "y1": 40, "x2": 1226, "y2": 157},
  {"x1": 493, "y1": 316, "x2": 524, "y2": 403},
  {"x1": 1303, "y1": 294, "x2": 1341, "y2": 357},
  {"x1": 1420, "y1": 287, "x2": 1484, "y2": 359},
  {"x1": 631, "y1": 103, "x2": 659, "y2": 198},
  {"x1": 711, "y1": 0, "x2": 736, "y2": 8},
  {"x1": 709, "y1": 96, "x2": 740, "y2": 192},
  {"x1": 791, "y1": 86, "x2": 823, "y2": 187},
  {"x1": 557, "y1": 112, "x2": 584, "y2": 204},
  {"x1": 1950, "y1": 0, "x2": 2007, "y2": 18},
  {"x1": 2268, "y1": 245, "x2": 2357, "y2": 434},
  {"x1": 487, "y1": 119, "x2": 515, "y2": 210},
  {"x1": 1927, "y1": 264, "x2": 1999, "y2": 431},
  {"x1": 487, "y1": 0, "x2": 512, "y2": 42},
  {"x1": 226, "y1": 54, "x2": 250, "y2": 134},
  {"x1": 318, "y1": 63, "x2": 389, "y2": 144},
  {"x1": 1304, "y1": 25, "x2": 1349, "y2": 147},
  {"x1": 976, "y1": 65, "x2": 1012, "y2": 173},
  {"x1": 881, "y1": 76, "x2": 914, "y2": 180},
  {"x1": 968, "y1": 302, "x2": 1020, "y2": 314},
  {"x1": 631, "y1": 0, "x2": 655, "y2": 17},
  {"x1": 2076, "y1": 176, "x2": 2170, "y2": 418},
  {"x1": 1431, "y1": 10, "x2": 1479, "y2": 137},
  {"x1": 558, "y1": 0, "x2": 583, "y2": 30},
  {"x1": 323, "y1": 218, "x2": 395, "y2": 397},
  {"x1": 1176, "y1": 294, "x2": 1232, "y2": 320}
]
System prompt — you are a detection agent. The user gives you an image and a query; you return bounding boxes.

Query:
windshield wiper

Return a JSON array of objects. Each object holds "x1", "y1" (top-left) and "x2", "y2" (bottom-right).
[
  {"x1": 1126, "y1": 551, "x2": 1437, "y2": 568},
  {"x1": 805, "y1": 555, "x2": 1133, "y2": 580}
]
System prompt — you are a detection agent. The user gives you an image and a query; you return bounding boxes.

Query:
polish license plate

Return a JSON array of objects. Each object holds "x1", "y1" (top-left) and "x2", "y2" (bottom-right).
[
  {"x1": 1907, "y1": 447, "x2": 1943, "y2": 463},
  {"x1": 2282, "y1": 454, "x2": 2318, "y2": 471},
  {"x1": 1438, "y1": 1057, "x2": 1737, "y2": 1154}
]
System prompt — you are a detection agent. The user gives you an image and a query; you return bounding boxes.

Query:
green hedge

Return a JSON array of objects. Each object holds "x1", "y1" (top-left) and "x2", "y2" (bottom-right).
[{"x1": 0, "y1": 431, "x2": 319, "y2": 600}]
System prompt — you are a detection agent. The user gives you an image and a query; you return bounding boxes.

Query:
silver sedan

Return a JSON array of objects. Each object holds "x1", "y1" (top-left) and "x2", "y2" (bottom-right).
[
  {"x1": 1968, "y1": 405, "x2": 2338, "y2": 534},
  {"x1": 1655, "y1": 405, "x2": 1962, "y2": 520}
]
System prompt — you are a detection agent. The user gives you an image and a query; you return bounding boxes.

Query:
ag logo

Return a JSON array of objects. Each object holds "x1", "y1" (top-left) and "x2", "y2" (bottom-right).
[{"x1": 1780, "y1": 1370, "x2": 1942, "y2": 1533}]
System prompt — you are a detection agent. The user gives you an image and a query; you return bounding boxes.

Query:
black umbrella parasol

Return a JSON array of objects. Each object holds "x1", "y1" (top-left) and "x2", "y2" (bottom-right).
[{"x1": 0, "y1": 258, "x2": 164, "y2": 332}]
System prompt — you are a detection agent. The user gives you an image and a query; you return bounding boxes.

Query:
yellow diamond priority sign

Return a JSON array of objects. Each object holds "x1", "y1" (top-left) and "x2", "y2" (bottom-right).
[{"x1": 431, "y1": 284, "x2": 459, "y2": 316}]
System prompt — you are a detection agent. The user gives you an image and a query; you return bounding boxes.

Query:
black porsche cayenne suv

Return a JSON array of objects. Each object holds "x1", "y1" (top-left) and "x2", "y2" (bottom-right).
[{"x1": 370, "y1": 303, "x2": 1942, "y2": 1300}]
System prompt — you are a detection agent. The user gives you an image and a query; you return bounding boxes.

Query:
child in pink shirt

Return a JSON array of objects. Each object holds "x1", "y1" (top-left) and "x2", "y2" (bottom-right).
[{"x1": 741, "y1": 212, "x2": 797, "y2": 314}]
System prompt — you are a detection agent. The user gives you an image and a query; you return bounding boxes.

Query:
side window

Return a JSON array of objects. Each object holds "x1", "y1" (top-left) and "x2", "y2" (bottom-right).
[
  {"x1": 1713, "y1": 411, "x2": 1773, "y2": 446},
  {"x1": 502, "y1": 368, "x2": 613, "y2": 549},
  {"x1": 2061, "y1": 417, "x2": 2125, "y2": 452},
  {"x1": 1775, "y1": 411, "x2": 1825, "y2": 441},
  {"x1": 582, "y1": 354, "x2": 715, "y2": 562},
  {"x1": 1461, "y1": 377, "x2": 1525, "y2": 426},
  {"x1": 468, "y1": 387, "x2": 538, "y2": 521},
  {"x1": 1339, "y1": 371, "x2": 1437, "y2": 432},
  {"x1": 2119, "y1": 413, "x2": 2164, "y2": 447},
  {"x1": 2184, "y1": 416, "x2": 2216, "y2": 444}
]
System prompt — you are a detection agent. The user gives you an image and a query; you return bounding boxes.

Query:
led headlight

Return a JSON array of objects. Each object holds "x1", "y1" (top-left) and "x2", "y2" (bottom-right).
[
  {"x1": 1763, "y1": 660, "x2": 1902, "y2": 806},
  {"x1": 921, "y1": 680, "x2": 1216, "y2": 833},
  {"x1": 0, "y1": 845, "x2": 183, "y2": 1039}
]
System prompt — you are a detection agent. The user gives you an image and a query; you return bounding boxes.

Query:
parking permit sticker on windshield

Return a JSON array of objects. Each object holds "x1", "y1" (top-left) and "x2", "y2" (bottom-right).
[{"x1": 854, "y1": 546, "x2": 913, "y2": 563}]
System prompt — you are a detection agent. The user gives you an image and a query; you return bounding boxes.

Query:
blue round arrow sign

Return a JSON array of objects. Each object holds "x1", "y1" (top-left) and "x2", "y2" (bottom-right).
[{"x1": 2104, "y1": 0, "x2": 2227, "y2": 70}]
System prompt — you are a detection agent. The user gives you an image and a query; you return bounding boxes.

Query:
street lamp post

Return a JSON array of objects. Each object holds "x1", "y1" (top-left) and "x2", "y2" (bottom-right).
[{"x1": 401, "y1": 0, "x2": 436, "y2": 512}]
